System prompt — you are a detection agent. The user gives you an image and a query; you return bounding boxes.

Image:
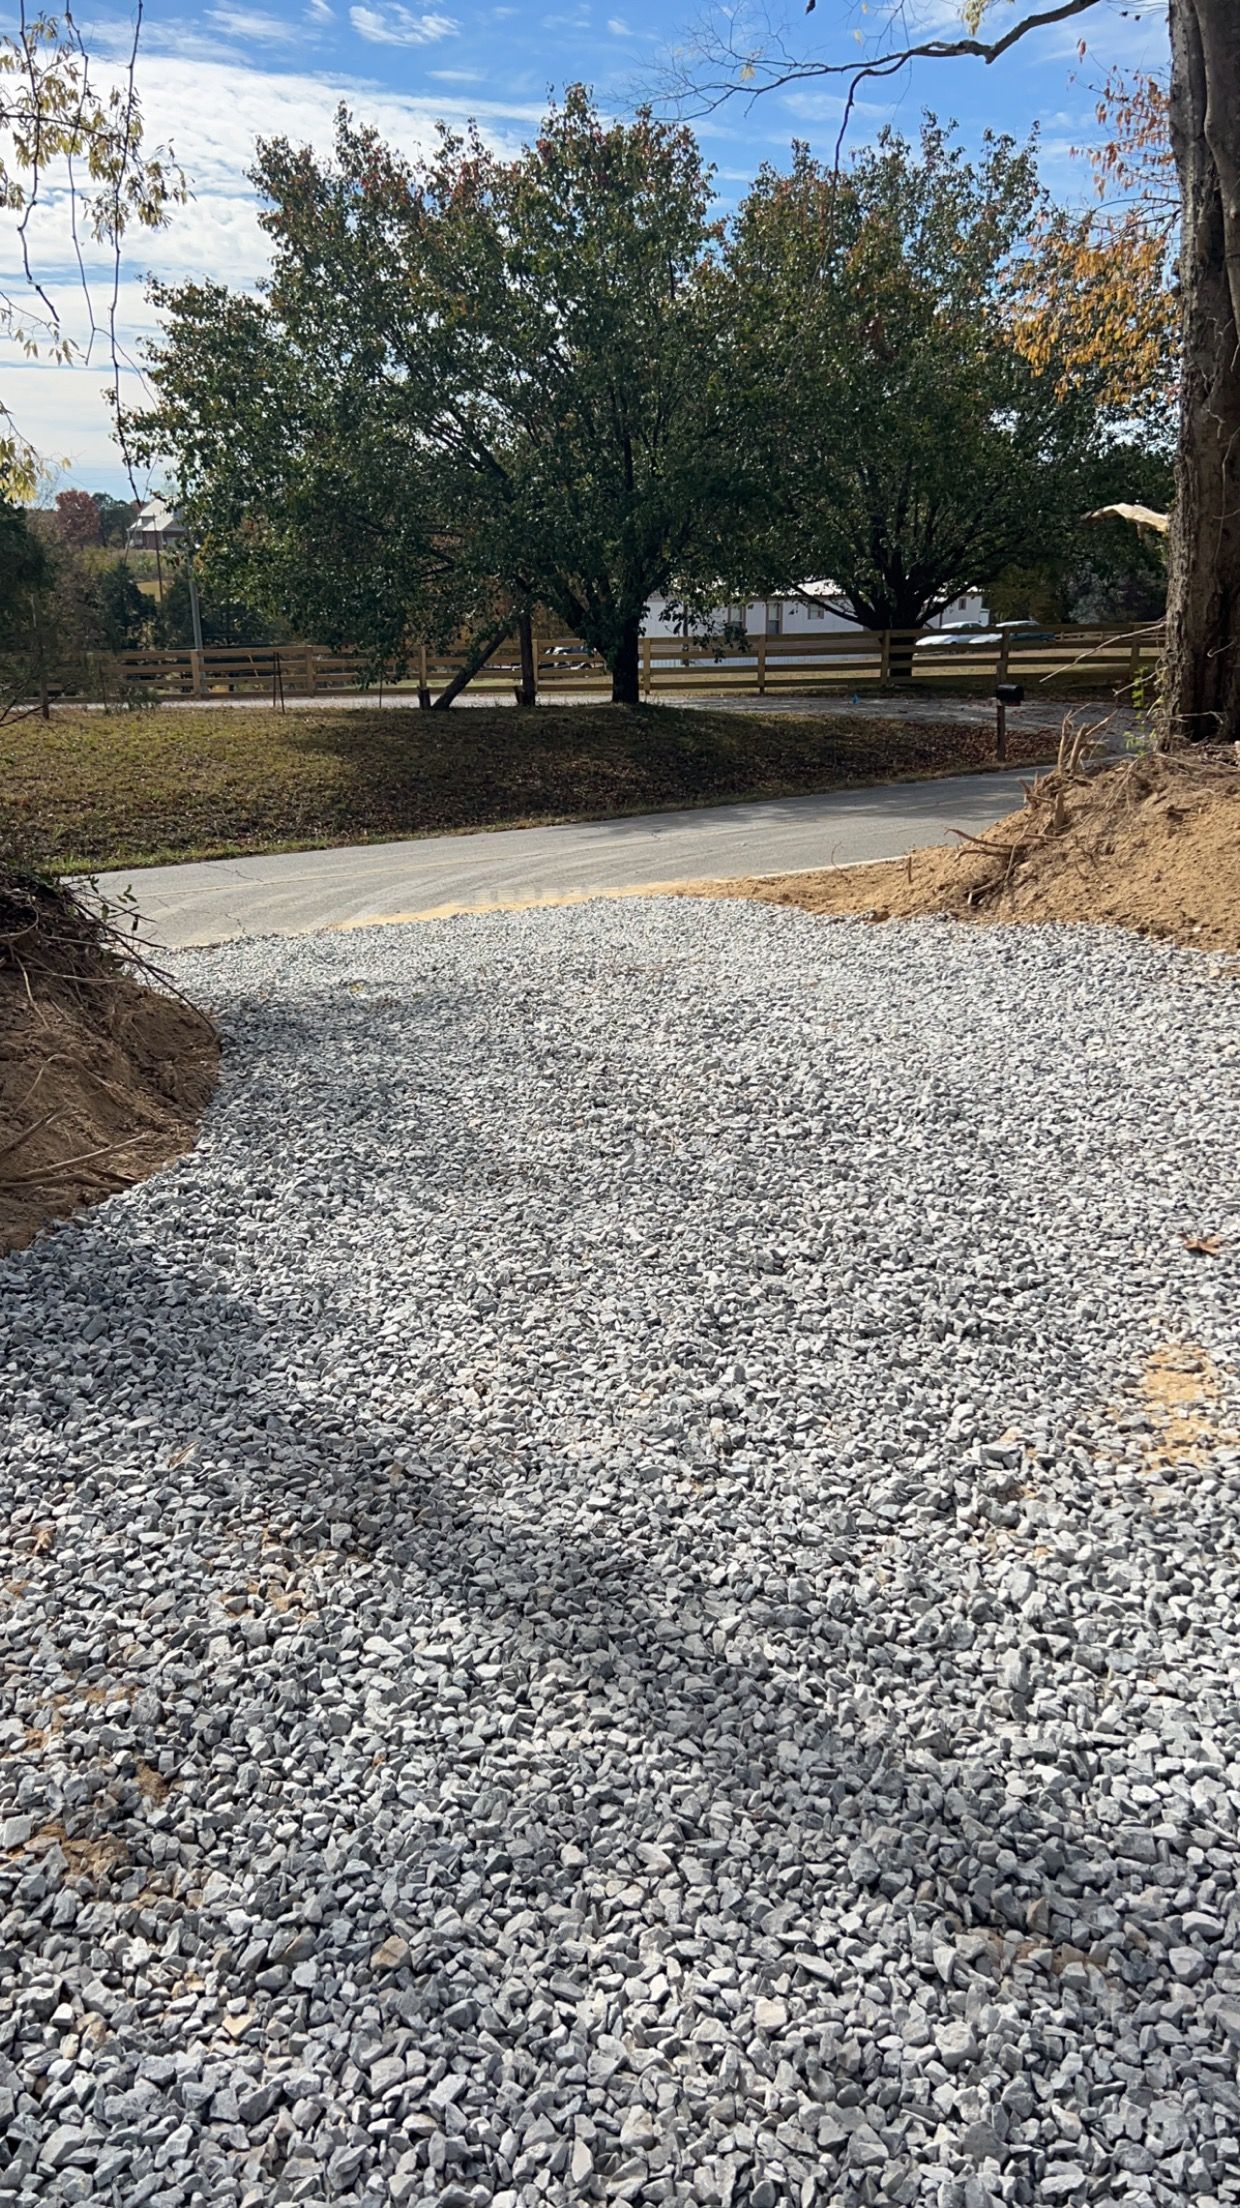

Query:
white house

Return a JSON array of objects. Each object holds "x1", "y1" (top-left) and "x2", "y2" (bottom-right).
[
  {"x1": 640, "y1": 584, "x2": 988, "y2": 639},
  {"x1": 127, "y1": 496, "x2": 187, "y2": 553}
]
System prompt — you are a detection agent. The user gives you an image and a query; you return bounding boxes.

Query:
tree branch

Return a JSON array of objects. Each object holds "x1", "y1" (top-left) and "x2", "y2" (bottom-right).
[{"x1": 668, "y1": 0, "x2": 1104, "y2": 117}]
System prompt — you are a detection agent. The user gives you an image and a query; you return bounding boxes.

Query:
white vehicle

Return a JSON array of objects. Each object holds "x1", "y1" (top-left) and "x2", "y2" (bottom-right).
[{"x1": 915, "y1": 622, "x2": 1002, "y2": 651}]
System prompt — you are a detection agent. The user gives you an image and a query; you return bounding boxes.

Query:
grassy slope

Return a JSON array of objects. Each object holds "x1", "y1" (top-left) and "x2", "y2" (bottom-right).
[{"x1": 2, "y1": 704, "x2": 1058, "y2": 871}]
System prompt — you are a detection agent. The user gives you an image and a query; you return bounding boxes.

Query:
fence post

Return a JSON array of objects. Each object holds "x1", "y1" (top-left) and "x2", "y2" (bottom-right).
[
  {"x1": 417, "y1": 641, "x2": 431, "y2": 711},
  {"x1": 190, "y1": 647, "x2": 206, "y2": 699},
  {"x1": 879, "y1": 630, "x2": 891, "y2": 684},
  {"x1": 996, "y1": 630, "x2": 1012, "y2": 685},
  {"x1": 640, "y1": 636, "x2": 652, "y2": 698},
  {"x1": 756, "y1": 634, "x2": 767, "y2": 696}
]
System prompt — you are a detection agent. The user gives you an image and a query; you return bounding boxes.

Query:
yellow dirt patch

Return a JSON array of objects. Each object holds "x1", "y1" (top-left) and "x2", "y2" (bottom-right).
[
  {"x1": 334, "y1": 878, "x2": 714, "y2": 930},
  {"x1": 680, "y1": 749, "x2": 1240, "y2": 954},
  {"x1": 1139, "y1": 1343, "x2": 1232, "y2": 1468}
]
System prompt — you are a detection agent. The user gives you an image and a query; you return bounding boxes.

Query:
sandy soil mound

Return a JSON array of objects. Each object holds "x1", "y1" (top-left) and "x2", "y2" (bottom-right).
[
  {"x1": 690, "y1": 748, "x2": 1240, "y2": 953},
  {"x1": 0, "y1": 871, "x2": 219, "y2": 1254}
]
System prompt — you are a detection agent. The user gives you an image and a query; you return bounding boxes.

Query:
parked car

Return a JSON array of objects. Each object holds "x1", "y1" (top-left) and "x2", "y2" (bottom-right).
[
  {"x1": 915, "y1": 623, "x2": 1002, "y2": 651},
  {"x1": 545, "y1": 644, "x2": 594, "y2": 671},
  {"x1": 916, "y1": 618, "x2": 1058, "y2": 652}
]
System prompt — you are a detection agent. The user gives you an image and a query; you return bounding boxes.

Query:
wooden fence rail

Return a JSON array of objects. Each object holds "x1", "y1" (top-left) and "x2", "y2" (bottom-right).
[{"x1": 81, "y1": 624, "x2": 1164, "y2": 704}]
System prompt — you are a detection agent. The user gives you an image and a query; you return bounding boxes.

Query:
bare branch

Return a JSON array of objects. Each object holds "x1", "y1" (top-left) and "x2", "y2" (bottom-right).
[{"x1": 661, "y1": 0, "x2": 1104, "y2": 119}]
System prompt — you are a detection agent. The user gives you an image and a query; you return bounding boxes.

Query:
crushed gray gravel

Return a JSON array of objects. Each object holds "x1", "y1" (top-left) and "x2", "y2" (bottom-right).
[{"x1": 1, "y1": 899, "x2": 1238, "y2": 2208}]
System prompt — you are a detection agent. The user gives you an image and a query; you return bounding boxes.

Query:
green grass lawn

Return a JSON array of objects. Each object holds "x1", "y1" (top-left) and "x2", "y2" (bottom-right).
[{"x1": 2, "y1": 703, "x2": 1058, "y2": 872}]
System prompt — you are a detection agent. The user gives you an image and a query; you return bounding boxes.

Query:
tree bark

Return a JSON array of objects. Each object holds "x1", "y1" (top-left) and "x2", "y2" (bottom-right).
[
  {"x1": 1165, "y1": 0, "x2": 1240, "y2": 742},
  {"x1": 516, "y1": 609, "x2": 536, "y2": 707},
  {"x1": 611, "y1": 616, "x2": 642, "y2": 705},
  {"x1": 886, "y1": 630, "x2": 918, "y2": 683},
  {"x1": 429, "y1": 616, "x2": 511, "y2": 709}
]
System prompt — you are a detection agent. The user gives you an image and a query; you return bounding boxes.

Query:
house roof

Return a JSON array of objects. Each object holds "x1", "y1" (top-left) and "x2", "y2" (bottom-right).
[{"x1": 129, "y1": 496, "x2": 185, "y2": 534}]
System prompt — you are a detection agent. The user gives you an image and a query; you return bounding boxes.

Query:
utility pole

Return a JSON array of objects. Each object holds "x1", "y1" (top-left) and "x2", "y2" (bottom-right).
[{"x1": 185, "y1": 547, "x2": 205, "y2": 655}]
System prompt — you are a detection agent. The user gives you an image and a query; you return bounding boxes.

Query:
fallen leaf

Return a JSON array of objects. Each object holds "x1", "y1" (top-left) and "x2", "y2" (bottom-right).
[{"x1": 1182, "y1": 1234, "x2": 1223, "y2": 1257}]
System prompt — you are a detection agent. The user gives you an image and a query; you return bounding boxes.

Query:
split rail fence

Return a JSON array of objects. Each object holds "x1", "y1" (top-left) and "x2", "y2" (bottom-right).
[{"x1": 83, "y1": 624, "x2": 1164, "y2": 704}]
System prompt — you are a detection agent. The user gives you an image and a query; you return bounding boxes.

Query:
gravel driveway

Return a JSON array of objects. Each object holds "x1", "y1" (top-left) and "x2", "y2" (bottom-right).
[{"x1": 2, "y1": 901, "x2": 1238, "y2": 2208}]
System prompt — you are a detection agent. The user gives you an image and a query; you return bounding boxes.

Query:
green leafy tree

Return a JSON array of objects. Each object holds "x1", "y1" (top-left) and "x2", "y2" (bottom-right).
[
  {"x1": 94, "y1": 493, "x2": 139, "y2": 547},
  {"x1": 130, "y1": 89, "x2": 745, "y2": 704},
  {"x1": 677, "y1": 0, "x2": 1240, "y2": 739},
  {"x1": 990, "y1": 442, "x2": 1173, "y2": 627},
  {"x1": 97, "y1": 559, "x2": 150, "y2": 650},
  {"x1": 153, "y1": 565, "x2": 284, "y2": 649},
  {"x1": 0, "y1": 510, "x2": 107, "y2": 716},
  {"x1": 725, "y1": 124, "x2": 1104, "y2": 674},
  {"x1": 0, "y1": 502, "x2": 51, "y2": 653}
]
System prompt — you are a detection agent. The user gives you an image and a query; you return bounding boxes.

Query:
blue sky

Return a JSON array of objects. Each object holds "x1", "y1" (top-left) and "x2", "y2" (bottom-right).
[{"x1": 2, "y1": 0, "x2": 1169, "y2": 494}]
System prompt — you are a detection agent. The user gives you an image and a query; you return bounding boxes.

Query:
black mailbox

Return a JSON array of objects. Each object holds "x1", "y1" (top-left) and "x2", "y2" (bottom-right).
[{"x1": 995, "y1": 681, "x2": 1025, "y2": 706}]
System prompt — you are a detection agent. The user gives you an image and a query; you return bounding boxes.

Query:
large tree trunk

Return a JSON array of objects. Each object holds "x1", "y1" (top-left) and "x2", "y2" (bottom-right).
[
  {"x1": 611, "y1": 616, "x2": 642, "y2": 706},
  {"x1": 885, "y1": 603, "x2": 925, "y2": 684},
  {"x1": 887, "y1": 630, "x2": 918, "y2": 684},
  {"x1": 1165, "y1": 0, "x2": 1240, "y2": 742}
]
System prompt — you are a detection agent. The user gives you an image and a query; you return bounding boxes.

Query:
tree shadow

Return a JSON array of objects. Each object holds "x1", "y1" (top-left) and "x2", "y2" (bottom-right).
[{"x1": 3, "y1": 978, "x2": 1232, "y2": 2199}]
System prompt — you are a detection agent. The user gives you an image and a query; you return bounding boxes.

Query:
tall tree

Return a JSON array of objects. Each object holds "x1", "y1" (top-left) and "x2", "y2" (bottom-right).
[
  {"x1": 93, "y1": 492, "x2": 139, "y2": 547},
  {"x1": 54, "y1": 489, "x2": 101, "y2": 548},
  {"x1": 725, "y1": 125, "x2": 1099, "y2": 671},
  {"x1": 677, "y1": 0, "x2": 1240, "y2": 741},
  {"x1": 97, "y1": 559, "x2": 149, "y2": 650},
  {"x1": 1166, "y1": 0, "x2": 1239, "y2": 741},
  {"x1": 0, "y1": 503, "x2": 50, "y2": 651},
  {"x1": 130, "y1": 90, "x2": 743, "y2": 705}
]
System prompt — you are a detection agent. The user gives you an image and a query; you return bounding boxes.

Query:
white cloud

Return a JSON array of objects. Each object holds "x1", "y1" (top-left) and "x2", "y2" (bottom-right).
[
  {"x1": 429, "y1": 68, "x2": 484, "y2": 81},
  {"x1": 207, "y1": 5, "x2": 299, "y2": 38},
  {"x1": 307, "y1": 0, "x2": 335, "y2": 16},
  {"x1": 780, "y1": 88, "x2": 893, "y2": 122},
  {"x1": 349, "y1": 4, "x2": 460, "y2": 42},
  {"x1": 0, "y1": 48, "x2": 549, "y2": 485},
  {"x1": 126, "y1": 22, "x2": 245, "y2": 63},
  {"x1": 607, "y1": 15, "x2": 633, "y2": 34},
  {"x1": 0, "y1": 357, "x2": 157, "y2": 495}
]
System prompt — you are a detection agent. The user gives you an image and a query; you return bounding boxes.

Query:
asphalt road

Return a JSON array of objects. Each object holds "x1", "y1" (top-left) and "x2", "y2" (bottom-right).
[{"x1": 92, "y1": 766, "x2": 1039, "y2": 950}]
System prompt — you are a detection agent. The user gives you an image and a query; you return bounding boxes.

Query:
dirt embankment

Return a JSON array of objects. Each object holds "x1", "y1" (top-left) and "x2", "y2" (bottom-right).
[
  {"x1": 688, "y1": 749, "x2": 1240, "y2": 954},
  {"x1": 1, "y1": 872, "x2": 218, "y2": 1255}
]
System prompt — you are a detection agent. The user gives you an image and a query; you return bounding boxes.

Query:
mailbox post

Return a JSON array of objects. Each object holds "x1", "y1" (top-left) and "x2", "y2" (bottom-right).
[{"x1": 994, "y1": 680, "x2": 1024, "y2": 763}]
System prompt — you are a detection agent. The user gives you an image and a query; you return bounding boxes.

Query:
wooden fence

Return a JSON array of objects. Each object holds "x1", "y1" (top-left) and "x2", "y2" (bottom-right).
[{"x1": 89, "y1": 624, "x2": 1163, "y2": 704}]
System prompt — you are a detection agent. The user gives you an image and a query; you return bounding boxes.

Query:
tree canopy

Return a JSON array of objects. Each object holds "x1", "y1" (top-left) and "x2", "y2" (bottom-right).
[
  {"x1": 130, "y1": 89, "x2": 745, "y2": 704},
  {"x1": 1010, "y1": 72, "x2": 1177, "y2": 439},
  {"x1": 54, "y1": 489, "x2": 102, "y2": 548},
  {"x1": 722, "y1": 124, "x2": 1112, "y2": 656},
  {"x1": 132, "y1": 90, "x2": 1168, "y2": 694},
  {"x1": 672, "y1": 0, "x2": 1240, "y2": 738}
]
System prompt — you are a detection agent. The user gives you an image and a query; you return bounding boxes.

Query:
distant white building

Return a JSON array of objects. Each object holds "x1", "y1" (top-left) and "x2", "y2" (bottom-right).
[
  {"x1": 641, "y1": 585, "x2": 988, "y2": 639},
  {"x1": 127, "y1": 496, "x2": 187, "y2": 553}
]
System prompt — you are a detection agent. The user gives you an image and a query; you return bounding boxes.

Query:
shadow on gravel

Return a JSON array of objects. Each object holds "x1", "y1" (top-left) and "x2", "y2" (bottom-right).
[{"x1": 7, "y1": 1206, "x2": 1210, "y2": 2072}]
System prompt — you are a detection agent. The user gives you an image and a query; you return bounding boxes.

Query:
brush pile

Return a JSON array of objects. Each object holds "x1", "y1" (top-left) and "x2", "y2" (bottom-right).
[{"x1": 0, "y1": 867, "x2": 218, "y2": 1253}]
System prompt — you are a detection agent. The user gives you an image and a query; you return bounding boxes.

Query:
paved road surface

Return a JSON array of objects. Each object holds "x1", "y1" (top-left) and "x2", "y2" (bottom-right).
[{"x1": 93, "y1": 767, "x2": 1040, "y2": 950}]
